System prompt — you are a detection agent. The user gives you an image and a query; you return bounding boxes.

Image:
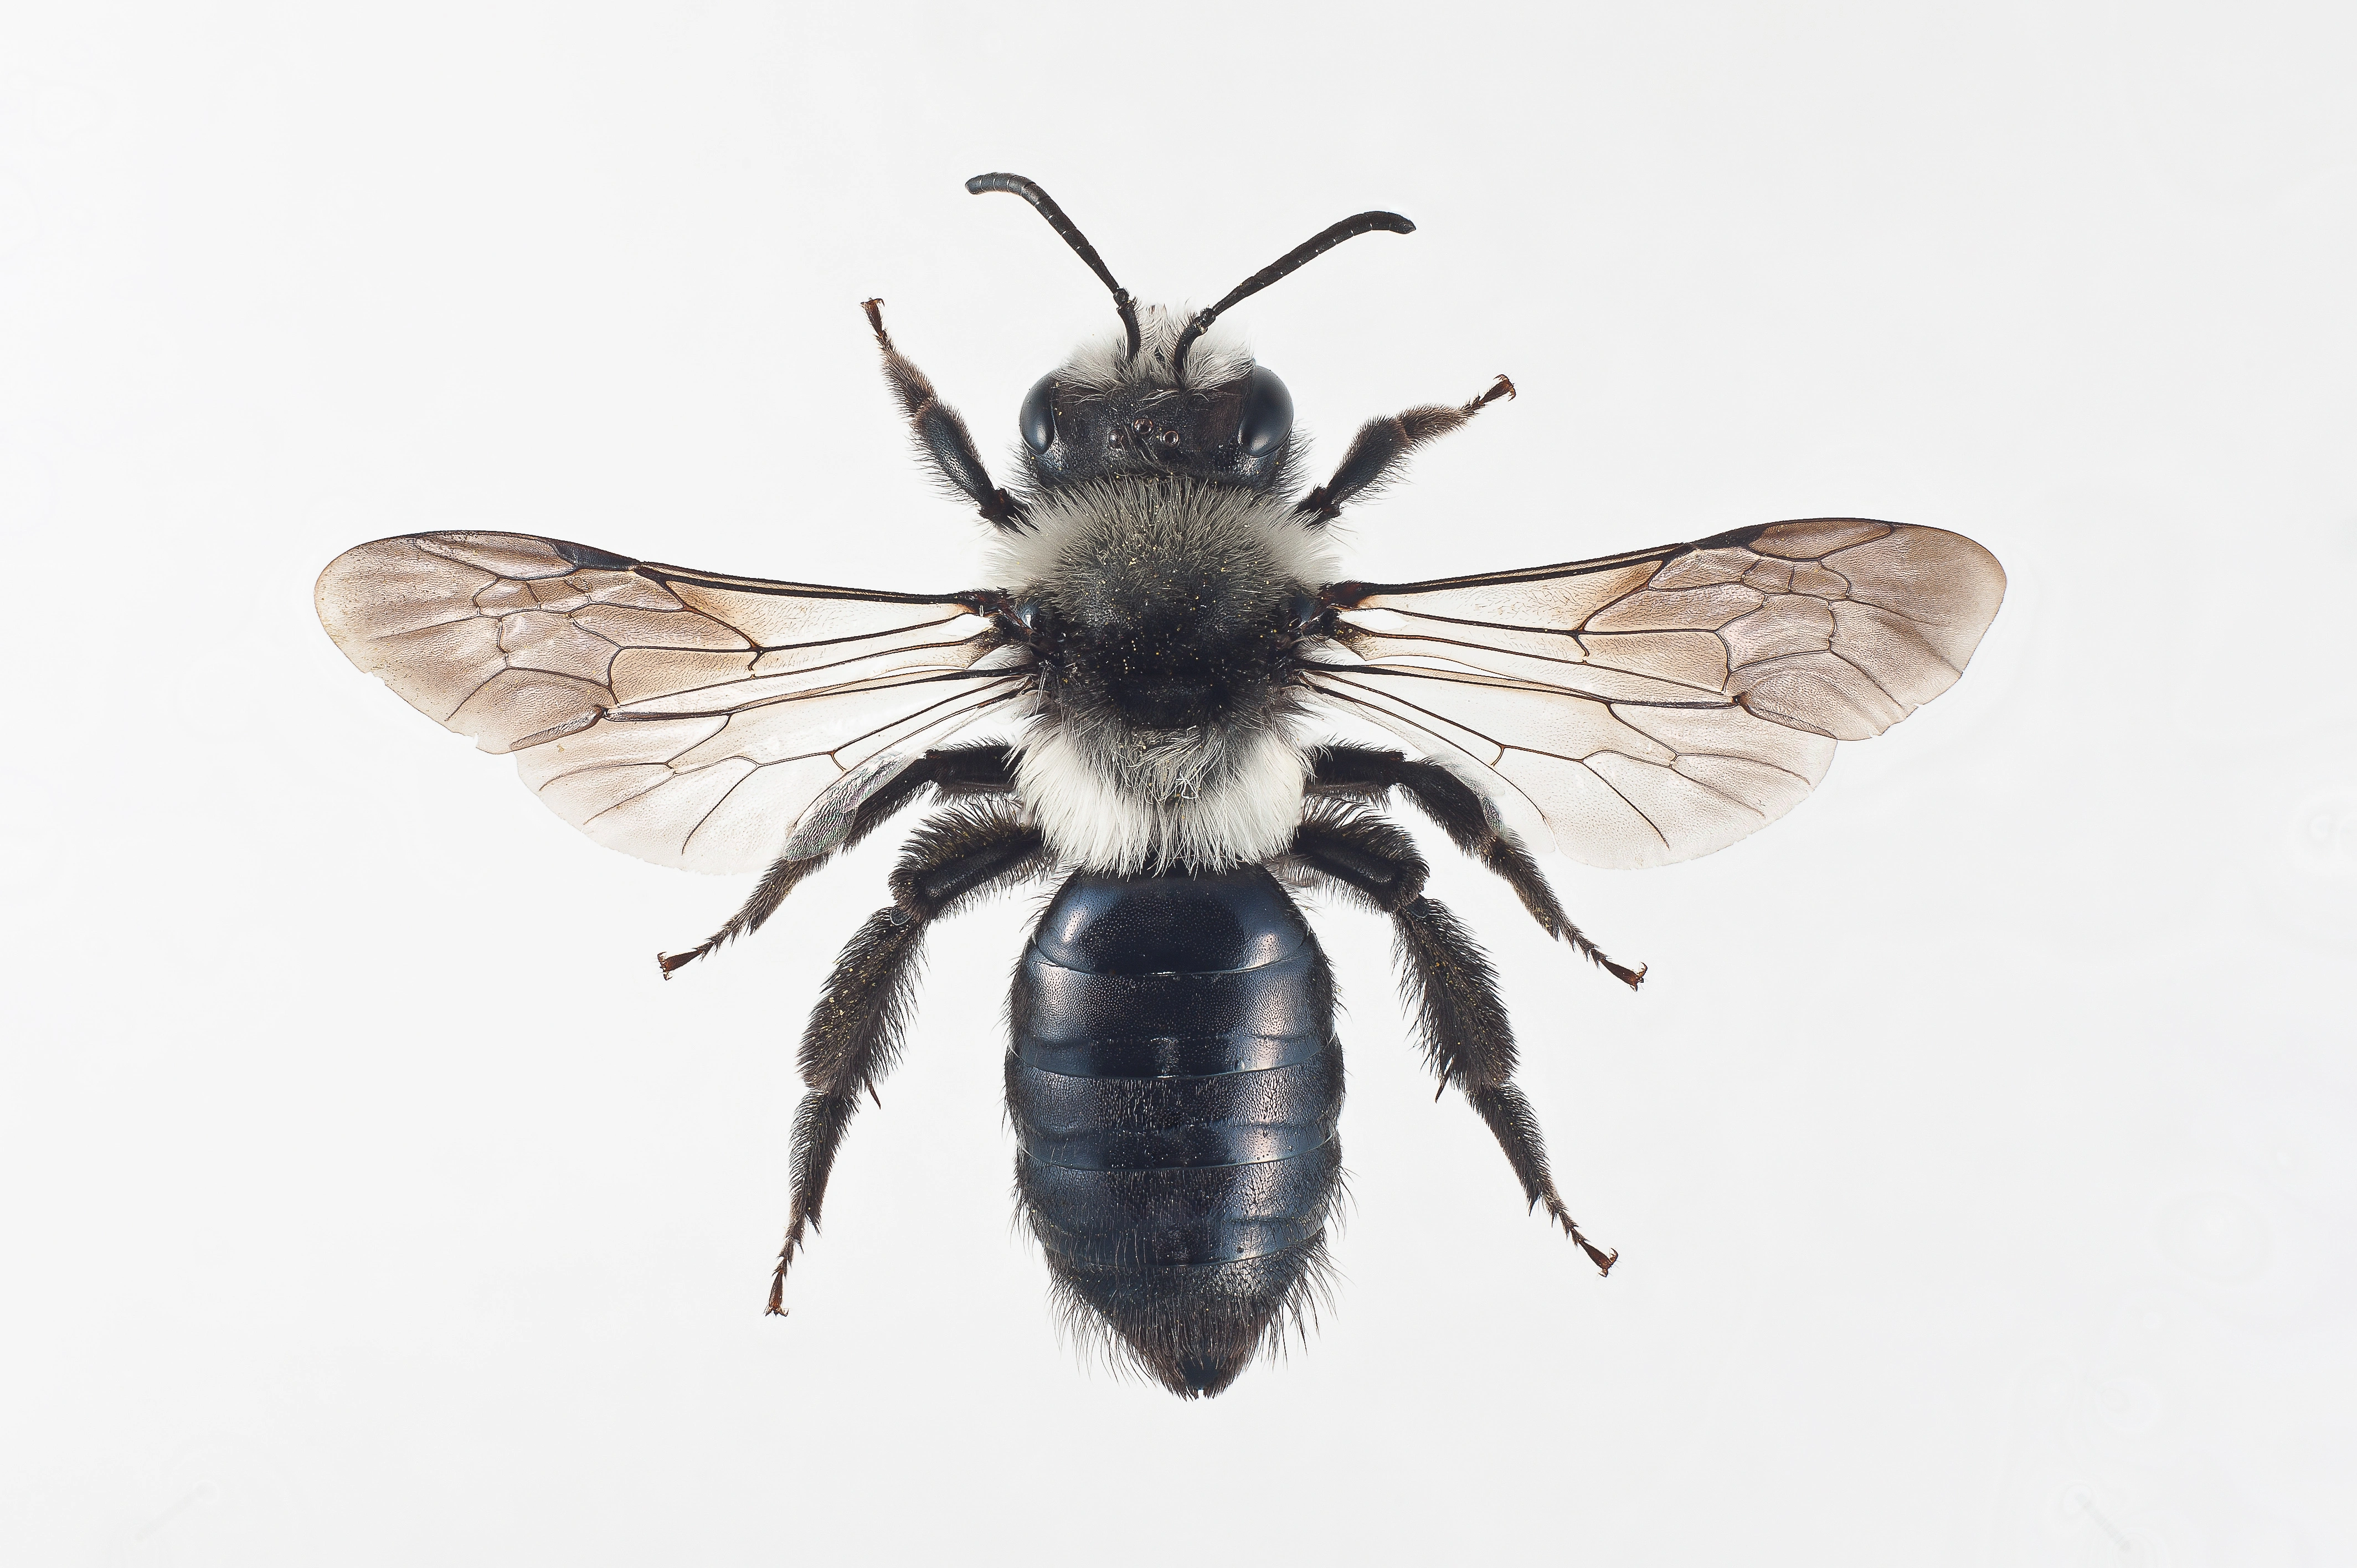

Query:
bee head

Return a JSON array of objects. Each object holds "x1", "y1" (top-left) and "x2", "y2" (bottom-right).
[
  {"x1": 1013, "y1": 308, "x2": 1296, "y2": 492},
  {"x1": 966, "y1": 172, "x2": 1409, "y2": 498}
]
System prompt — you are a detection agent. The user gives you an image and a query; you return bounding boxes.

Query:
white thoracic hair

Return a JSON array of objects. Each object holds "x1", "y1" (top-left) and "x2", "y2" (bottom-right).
[
  {"x1": 1054, "y1": 304, "x2": 1254, "y2": 393},
  {"x1": 990, "y1": 479, "x2": 1340, "y2": 875},
  {"x1": 1016, "y1": 723, "x2": 1309, "y2": 876}
]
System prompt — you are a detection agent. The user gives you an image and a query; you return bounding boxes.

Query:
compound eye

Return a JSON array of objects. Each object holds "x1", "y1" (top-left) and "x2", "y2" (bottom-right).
[
  {"x1": 1020, "y1": 374, "x2": 1057, "y2": 452},
  {"x1": 1237, "y1": 364, "x2": 1294, "y2": 457}
]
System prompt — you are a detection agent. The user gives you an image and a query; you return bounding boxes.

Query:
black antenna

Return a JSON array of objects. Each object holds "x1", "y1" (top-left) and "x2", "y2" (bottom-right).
[
  {"x1": 1170, "y1": 210, "x2": 1416, "y2": 378},
  {"x1": 967, "y1": 172, "x2": 1142, "y2": 360}
]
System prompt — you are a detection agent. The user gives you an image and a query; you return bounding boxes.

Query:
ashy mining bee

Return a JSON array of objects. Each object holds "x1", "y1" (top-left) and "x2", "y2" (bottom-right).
[{"x1": 317, "y1": 173, "x2": 2005, "y2": 1397}]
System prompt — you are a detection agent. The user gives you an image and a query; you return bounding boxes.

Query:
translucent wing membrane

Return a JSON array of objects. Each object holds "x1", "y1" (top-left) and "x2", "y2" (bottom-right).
[
  {"x1": 317, "y1": 532, "x2": 1021, "y2": 873},
  {"x1": 1309, "y1": 519, "x2": 2005, "y2": 869}
]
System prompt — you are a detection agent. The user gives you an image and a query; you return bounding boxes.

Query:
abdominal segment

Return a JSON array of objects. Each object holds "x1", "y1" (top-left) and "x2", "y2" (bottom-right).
[{"x1": 1006, "y1": 867, "x2": 1343, "y2": 1399}]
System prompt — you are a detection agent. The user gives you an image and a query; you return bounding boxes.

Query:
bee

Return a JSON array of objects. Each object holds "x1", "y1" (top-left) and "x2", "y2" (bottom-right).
[{"x1": 316, "y1": 172, "x2": 2006, "y2": 1398}]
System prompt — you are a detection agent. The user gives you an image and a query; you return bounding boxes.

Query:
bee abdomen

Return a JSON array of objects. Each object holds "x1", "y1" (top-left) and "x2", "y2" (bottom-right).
[{"x1": 1007, "y1": 866, "x2": 1342, "y2": 1399}]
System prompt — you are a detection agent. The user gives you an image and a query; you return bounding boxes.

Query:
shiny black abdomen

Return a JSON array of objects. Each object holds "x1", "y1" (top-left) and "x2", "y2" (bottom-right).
[{"x1": 1007, "y1": 865, "x2": 1341, "y2": 1398}]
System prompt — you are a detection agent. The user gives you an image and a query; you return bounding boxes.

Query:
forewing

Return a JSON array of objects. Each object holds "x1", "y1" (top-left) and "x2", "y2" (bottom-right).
[
  {"x1": 1312, "y1": 519, "x2": 2005, "y2": 869},
  {"x1": 317, "y1": 532, "x2": 1020, "y2": 873}
]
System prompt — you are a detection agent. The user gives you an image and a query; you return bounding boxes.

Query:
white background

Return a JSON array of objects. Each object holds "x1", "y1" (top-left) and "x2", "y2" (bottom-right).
[{"x1": 3, "y1": 3, "x2": 2351, "y2": 1564}]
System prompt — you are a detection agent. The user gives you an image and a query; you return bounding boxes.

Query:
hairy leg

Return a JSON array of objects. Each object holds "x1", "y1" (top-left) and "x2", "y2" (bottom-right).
[
  {"x1": 1306, "y1": 743, "x2": 1644, "y2": 989},
  {"x1": 658, "y1": 744, "x2": 1016, "y2": 977},
  {"x1": 1293, "y1": 375, "x2": 1515, "y2": 525},
  {"x1": 1286, "y1": 803, "x2": 1617, "y2": 1274},
  {"x1": 862, "y1": 298, "x2": 1026, "y2": 529},
  {"x1": 769, "y1": 801, "x2": 1050, "y2": 1312}
]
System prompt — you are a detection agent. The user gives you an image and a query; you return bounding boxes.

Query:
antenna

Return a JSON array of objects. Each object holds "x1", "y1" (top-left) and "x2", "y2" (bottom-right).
[
  {"x1": 966, "y1": 172, "x2": 1143, "y2": 360},
  {"x1": 1170, "y1": 210, "x2": 1415, "y2": 378}
]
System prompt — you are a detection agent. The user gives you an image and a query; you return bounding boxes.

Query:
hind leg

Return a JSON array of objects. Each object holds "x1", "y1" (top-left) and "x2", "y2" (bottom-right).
[
  {"x1": 769, "y1": 801, "x2": 1049, "y2": 1313},
  {"x1": 1286, "y1": 803, "x2": 1617, "y2": 1275}
]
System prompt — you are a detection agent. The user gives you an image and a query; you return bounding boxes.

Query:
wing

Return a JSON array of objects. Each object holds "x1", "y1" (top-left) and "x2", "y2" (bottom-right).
[
  {"x1": 1307, "y1": 518, "x2": 2005, "y2": 869},
  {"x1": 317, "y1": 532, "x2": 1024, "y2": 874}
]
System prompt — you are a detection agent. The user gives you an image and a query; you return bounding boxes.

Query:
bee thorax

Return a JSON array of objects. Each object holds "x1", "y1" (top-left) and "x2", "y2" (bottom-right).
[{"x1": 992, "y1": 476, "x2": 1330, "y2": 873}]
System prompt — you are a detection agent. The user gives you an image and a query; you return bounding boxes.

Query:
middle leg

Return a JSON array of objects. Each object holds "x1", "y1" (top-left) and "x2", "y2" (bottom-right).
[
  {"x1": 1306, "y1": 742, "x2": 1644, "y2": 989},
  {"x1": 1286, "y1": 802, "x2": 1618, "y2": 1274},
  {"x1": 659, "y1": 742, "x2": 1017, "y2": 977}
]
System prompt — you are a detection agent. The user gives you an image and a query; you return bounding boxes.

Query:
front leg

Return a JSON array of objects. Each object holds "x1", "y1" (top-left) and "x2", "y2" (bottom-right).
[
  {"x1": 862, "y1": 298, "x2": 1025, "y2": 529},
  {"x1": 769, "y1": 800, "x2": 1049, "y2": 1313},
  {"x1": 1293, "y1": 375, "x2": 1515, "y2": 525}
]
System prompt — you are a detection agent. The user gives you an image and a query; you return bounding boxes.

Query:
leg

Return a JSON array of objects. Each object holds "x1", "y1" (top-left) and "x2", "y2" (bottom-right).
[
  {"x1": 1293, "y1": 375, "x2": 1515, "y2": 525},
  {"x1": 1286, "y1": 803, "x2": 1618, "y2": 1275},
  {"x1": 1306, "y1": 744, "x2": 1645, "y2": 989},
  {"x1": 658, "y1": 744, "x2": 1016, "y2": 976},
  {"x1": 770, "y1": 800, "x2": 1049, "y2": 1313},
  {"x1": 862, "y1": 298, "x2": 1025, "y2": 530}
]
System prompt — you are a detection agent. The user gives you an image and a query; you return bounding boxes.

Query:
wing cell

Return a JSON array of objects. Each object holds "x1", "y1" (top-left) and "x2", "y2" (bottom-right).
[
  {"x1": 1314, "y1": 519, "x2": 2003, "y2": 869},
  {"x1": 317, "y1": 531, "x2": 1021, "y2": 873}
]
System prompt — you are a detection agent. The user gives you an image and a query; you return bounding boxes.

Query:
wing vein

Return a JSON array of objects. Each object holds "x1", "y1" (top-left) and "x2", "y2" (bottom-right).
[
  {"x1": 1320, "y1": 660, "x2": 1731, "y2": 711},
  {"x1": 1302, "y1": 674, "x2": 1559, "y2": 839}
]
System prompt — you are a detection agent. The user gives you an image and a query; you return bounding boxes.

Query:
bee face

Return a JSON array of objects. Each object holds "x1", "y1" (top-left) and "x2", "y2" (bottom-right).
[
  {"x1": 1021, "y1": 371, "x2": 1295, "y2": 491},
  {"x1": 1007, "y1": 296, "x2": 1299, "y2": 498}
]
